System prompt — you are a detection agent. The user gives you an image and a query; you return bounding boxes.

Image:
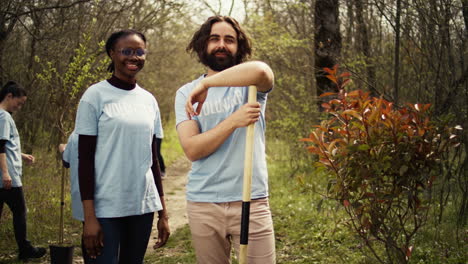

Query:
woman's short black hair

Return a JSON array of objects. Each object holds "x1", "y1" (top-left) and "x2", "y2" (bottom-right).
[
  {"x1": 0, "y1": 81, "x2": 27, "y2": 102},
  {"x1": 186, "y1": 16, "x2": 252, "y2": 66},
  {"x1": 105, "y1": 29, "x2": 147, "y2": 73}
]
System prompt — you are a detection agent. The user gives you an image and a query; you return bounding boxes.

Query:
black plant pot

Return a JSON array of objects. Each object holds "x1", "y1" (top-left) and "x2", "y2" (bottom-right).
[{"x1": 49, "y1": 245, "x2": 74, "y2": 264}]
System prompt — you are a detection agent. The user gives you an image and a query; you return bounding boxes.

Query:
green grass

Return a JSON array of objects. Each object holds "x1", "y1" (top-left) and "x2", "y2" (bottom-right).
[
  {"x1": 262, "y1": 140, "x2": 367, "y2": 264},
  {"x1": 144, "y1": 225, "x2": 196, "y2": 263},
  {"x1": 410, "y1": 204, "x2": 468, "y2": 264}
]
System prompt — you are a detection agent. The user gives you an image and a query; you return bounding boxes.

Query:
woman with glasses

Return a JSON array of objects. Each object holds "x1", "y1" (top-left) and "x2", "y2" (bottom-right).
[{"x1": 74, "y1": 29, "x2": 170, "y2": 264}]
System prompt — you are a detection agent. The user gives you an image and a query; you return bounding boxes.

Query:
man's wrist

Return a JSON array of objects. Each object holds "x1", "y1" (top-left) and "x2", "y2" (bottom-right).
[
  {"x1": 199, "y1": 79, "x2": 209, "y2": 91},
  {"x1": 224, "y1": 114, "x2": 240, "y2": 130}
]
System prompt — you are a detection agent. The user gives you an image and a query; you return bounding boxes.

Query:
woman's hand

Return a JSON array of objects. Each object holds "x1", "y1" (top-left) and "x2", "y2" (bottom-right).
[
  {"x1": 2, "y1": 172, "x2": 12, "y2": 189},
  {"x1": 153, "y1": 216, "x2": 170, "y2": 249},
  {"x1": 58, "y1": 144, "x2": 67, "y2": 153},
  {"x1": 83, "y1": 217, "x2": 104, "y2": 259},
  {"x1": 21, "y1": 153, "x2": 35, "y2": 165}
]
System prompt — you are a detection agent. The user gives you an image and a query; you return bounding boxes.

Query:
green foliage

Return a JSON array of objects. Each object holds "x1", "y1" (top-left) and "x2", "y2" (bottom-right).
[
  {"x1": 63, "y1": 39, "x2": 108, "y2": 101},
  {"x1": 160, "y1": 114, "x2": 184, "y2": 166},
  {"x1": 267, "y1": 139, "x2": 367, "y2": 263},
  {"x1": 247, "y1": 13, "x2": 318, "y2": 168},
  {"x1": 35, "y1": 33, "x2": 110, "y2": 139},
  {"x1": 302, "y1": 66, "x2": 463, "y2": 263}
]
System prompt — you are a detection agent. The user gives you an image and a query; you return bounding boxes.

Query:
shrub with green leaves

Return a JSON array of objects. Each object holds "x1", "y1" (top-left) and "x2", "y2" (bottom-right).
[{"x1": 302, "y1": 66, "x2": 462, "y2": 263}]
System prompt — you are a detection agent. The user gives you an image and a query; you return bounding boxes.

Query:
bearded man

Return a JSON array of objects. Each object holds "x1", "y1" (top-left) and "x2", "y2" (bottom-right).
[{"x1": 174, "y1": 16, "x2": 276, "y2": 264}]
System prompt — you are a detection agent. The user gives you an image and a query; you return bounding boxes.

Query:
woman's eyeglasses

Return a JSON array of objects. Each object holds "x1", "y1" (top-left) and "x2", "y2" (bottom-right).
[{"x1": 118, "y1": 48, "x2": 147, "y2": 57}]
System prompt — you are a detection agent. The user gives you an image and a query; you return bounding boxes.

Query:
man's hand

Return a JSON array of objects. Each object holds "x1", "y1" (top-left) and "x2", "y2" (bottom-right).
[
  {"x1": 21, "y1": 153, "x2": 35, "y2": 165},
  {"x1": 153, "y1": 216, "x2": 170, "y2": 249},
  {"x1": 228, "y1": 102, "x2": 261, "y2": 128},
  {"x1": 185, "y1": 81, "x2": 208, "y2": 118},
  {"x1": 2, "y1": 173, "x2": 12, "y2": 189}
]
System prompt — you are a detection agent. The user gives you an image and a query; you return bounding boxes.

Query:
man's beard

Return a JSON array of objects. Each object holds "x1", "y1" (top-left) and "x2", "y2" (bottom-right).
[{"x1": 204, "y1": 49, "x2": 237, "y2": 71}]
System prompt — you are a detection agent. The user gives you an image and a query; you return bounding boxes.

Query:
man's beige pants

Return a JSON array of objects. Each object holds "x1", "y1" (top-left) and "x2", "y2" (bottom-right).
[{"x1": 187, "y1": 198, "x2": 276, "y2": 264}]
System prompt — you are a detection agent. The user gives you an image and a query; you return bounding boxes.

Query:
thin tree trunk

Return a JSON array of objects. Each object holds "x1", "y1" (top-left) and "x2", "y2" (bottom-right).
[
  {"x1": 345, "y1": 0, "x2": 354, "y2": 47},
  {"x1": 463, "y1": 0, "x2": 468, "y2": 39},
  {"x1": 393, "y1": 0, "x2": 401, "y2": 105},
  {"x1": 434, "y1": 0, "x2": 456, "y2": 114},
  {"x1": 355, "y1": 0, "x2": 377, "y2": 95}
]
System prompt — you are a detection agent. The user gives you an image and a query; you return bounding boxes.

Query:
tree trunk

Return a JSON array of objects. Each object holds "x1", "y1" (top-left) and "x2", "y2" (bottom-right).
[
  {"x1": 0, "y1": 13, "x2": 18, "y2": 84},
  {"x1": 435, "y1": 0, "x2": 456, "y2": 114},
  {"x1": 345, "y1": 0, "x2": 354, "y2": 48},
  {"x1": 314, "y1": 0, "x2": 341, "y2": 104},
  {"x1": 393, "y1": 0, "x2": 401, "y2": 105},
  {"x1": 355, "y1": 0, "x2": 377, "y2": 95},
  {"x1": 463, "y1": 0, "x2": 468, "y2": 39}
]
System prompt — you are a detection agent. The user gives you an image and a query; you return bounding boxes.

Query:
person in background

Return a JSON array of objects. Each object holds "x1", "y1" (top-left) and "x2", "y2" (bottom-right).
[
  {"x1": 0, "y1": 81, "x2": 46, "y2": 261},
  {"x1": 175, "y1": 16, "x2": 276, "y2": 264},
  {"x1": 74, "y1": 29, "x2": 170, "y2": 264},
  {"x1": 59, "y1": 131, "x2": 90, "y2": 263}
]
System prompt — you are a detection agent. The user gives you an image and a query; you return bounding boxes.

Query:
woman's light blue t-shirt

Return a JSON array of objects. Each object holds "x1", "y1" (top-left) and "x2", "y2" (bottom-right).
[
  {"x1": 74, "y1": 80, "x2": 163, "y2": 218},
  {"x1": 175, "y1": 75, "x2": 270, "y2": 203},
  {"x1": 0, "y1": 109, "x2": 22, "y2": 188}
]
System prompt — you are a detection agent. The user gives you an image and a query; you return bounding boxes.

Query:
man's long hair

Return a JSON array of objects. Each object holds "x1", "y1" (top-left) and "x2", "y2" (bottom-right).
[{"x1": 186, "y1": 16, "x2": 252, "y2": 66}]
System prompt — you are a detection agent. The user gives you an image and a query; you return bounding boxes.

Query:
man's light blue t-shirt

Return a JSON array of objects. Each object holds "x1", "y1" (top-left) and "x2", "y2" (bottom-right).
[
  {"x1": 0, "y1": 109, "x2": 22, "y2": 188},
  {"x1": 175, "y1": 75, "x2": 270, "y2": 203},
  {"x1": 62, "y1": 132, "x2": 83, "y2": 221},
  {"x1": 74, "y1": 80, "x2": 163, "y2": 218}
]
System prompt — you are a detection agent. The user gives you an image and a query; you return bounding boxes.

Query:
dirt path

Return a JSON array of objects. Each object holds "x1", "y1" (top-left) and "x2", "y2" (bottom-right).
[{"x1": 146, "y1": 156, "x2": 190, "y2": 251}]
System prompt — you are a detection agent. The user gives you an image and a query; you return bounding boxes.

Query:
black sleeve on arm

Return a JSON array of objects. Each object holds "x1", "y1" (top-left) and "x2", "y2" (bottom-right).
[
  {"x1": 0, "y1": 140, "x2": 6, "y2": 153},
  {"x1": 152, "y1": 135, "x2": 164, "y2": 196},
  {"x1": 62, "y1": 160, "x2": 70, "y2": 168},
  {"x1": 78, "y1": 135, "x2": 97, "y2": 200}
]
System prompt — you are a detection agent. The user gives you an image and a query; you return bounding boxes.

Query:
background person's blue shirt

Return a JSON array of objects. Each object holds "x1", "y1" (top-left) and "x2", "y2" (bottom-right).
[
  {"x1": 175, "y1": 75, "x2": 270, "y2": 203},
  {"x1": 0, "y1": 109, "x2": 22, "y2": 188},
  {"x1": 62, "y1": 132, "x2": 83, "y2": 221}
]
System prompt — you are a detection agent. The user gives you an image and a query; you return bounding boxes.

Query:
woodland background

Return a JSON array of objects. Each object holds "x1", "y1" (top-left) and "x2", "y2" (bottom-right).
[{"x1": 0, "y1": 0, "x2": 466, "y2": 263}]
